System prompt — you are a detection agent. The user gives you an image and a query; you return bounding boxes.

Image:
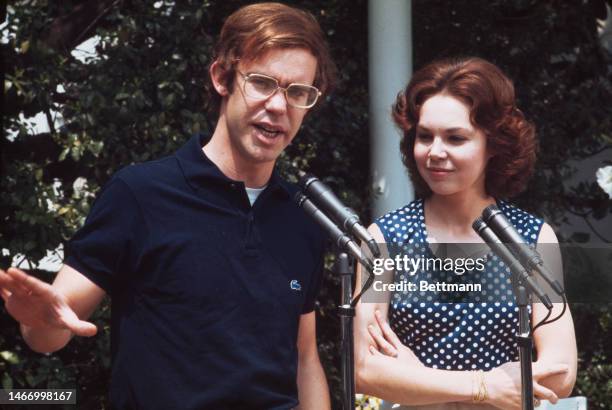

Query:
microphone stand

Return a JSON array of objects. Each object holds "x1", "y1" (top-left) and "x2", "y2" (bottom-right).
[
  {"x1": 513, "y1": 274, "x2": 535, "y2": 410},
  {"x1": 337, "y1": 253, "x2": 356, "y2": 410},
  {"x1": 294, "y1": 192, "x2": 376, "y2": 410},
  {"x1": 337, "y1": 251, "x2": 376, "y2": 410},
  {"x1": 473, "y1": 217, "x2": 551, "y2": 410}
]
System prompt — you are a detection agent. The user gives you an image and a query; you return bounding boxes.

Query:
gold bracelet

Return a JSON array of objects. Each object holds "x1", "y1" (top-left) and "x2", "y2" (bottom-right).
[
  {"x1": 471, "y1": 370, "x2": 488, "y2": 402},
  {"x1": 479, "y1": 370, "x2": 489, "y2": 402},
  {"x1": 471, "y1": 370, "x2": 479, "y2": 402}
]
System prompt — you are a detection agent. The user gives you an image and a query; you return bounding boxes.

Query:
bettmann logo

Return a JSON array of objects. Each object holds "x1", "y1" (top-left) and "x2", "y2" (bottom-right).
[{"x1": 290, "y1": 280, "x2": 302, "y2": 291}]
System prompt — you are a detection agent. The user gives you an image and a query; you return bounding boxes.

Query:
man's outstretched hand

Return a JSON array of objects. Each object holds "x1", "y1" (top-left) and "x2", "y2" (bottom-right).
[{"x1": 0, "y1": 267, "x2": 97, "y2": 337}]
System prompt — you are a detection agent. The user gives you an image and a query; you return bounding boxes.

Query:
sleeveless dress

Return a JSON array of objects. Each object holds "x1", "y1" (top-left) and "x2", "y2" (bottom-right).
[{"x1": 374, "y1": 199, "x2": 543, "y2": 410}]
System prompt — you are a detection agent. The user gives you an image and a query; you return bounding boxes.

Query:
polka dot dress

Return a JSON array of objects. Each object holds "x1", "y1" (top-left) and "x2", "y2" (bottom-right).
[{"x1": 375, "y1": 199, "x2": 543, "y2": 371}]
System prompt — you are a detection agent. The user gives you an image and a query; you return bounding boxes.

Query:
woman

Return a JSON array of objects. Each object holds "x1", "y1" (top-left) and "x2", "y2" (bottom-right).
[{"x1": 354, "y1": 57, "x2": 577, "y2": 410}]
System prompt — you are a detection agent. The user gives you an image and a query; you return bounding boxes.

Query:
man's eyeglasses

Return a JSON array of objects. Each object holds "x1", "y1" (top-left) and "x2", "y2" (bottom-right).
[{"x1": 238, "y1": 71, "x2": 321, "y2": 109}]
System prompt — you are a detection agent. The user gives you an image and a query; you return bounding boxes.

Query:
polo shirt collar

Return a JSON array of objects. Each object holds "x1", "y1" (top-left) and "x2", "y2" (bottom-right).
[{"x1": 175, "y1": 133, "x2": 292, "y2": 198}]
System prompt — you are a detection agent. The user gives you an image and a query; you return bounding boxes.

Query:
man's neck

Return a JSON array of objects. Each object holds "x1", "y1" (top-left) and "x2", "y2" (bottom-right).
[{"x1": 202, "y1": 125, "x2": 274, "y2": 188}]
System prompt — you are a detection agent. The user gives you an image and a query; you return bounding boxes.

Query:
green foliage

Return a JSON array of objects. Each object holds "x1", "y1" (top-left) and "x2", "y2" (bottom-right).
[
  {"x1": 1, "y1": 1, "x2": 611, "y2": 409},
  {"x1": 2, "y1": 1, "x2": 369, "y2": 408}
]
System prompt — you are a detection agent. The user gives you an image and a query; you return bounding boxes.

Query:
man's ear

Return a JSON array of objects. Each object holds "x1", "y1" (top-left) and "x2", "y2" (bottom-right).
[{"x1": 210, "y1": 60, "x2": 229, "y2": 97}]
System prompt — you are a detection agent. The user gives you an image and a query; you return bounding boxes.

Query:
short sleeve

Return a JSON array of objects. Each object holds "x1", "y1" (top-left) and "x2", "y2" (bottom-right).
[
  {"x1": 301, "y1": 241, "x2": 325, "y2": 314},
  {"x1": 64, "y1": 176, "x2": 147, "y2": 294}
]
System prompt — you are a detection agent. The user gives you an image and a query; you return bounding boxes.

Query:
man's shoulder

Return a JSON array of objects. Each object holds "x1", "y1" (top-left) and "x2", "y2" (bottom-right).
[
  {"x1": 273, "y1": 177, "x2": 327, "y2": 243},
  {"x1": 276, "y1": 176, "x2": 300, "y2": 197},
  {"x1": 113, "y1": 155, "x2": 180, "y2": 191}
]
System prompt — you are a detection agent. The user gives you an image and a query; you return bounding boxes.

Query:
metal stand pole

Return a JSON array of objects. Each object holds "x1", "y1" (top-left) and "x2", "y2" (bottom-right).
[
  {"x1": 337, "y1": 252, "x2": 356, "y2": 410},
  {"x1": 515, "y1": 280, "x2": 534, "y2": 410}
]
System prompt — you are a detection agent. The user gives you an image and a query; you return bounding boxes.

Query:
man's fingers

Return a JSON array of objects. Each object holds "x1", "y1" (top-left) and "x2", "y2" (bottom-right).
[
  {"x1": 0, "y1": 288, "x2": 11, "y2": 302},
  {"x1": 60, "y1": 310, "x2": 98, "y2": 337},
  {"x1": 69, "y1": 320, "x2": 98, "y2": 337},
  {"x1": 0, "y1": 270, "x2": 30, "y2": 297},
  {"x1": 7, "y1": 267, "x2": 51, "y2": 296},
  {"x1": 367, "y1": 324, "x2": 398, "y2": 357},
  {"x1": 533, "y1": 382, "x2": 559, "y2": 404}
]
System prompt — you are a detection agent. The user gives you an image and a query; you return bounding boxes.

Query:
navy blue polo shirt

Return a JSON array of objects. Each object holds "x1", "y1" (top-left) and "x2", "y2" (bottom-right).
[{"x1": 65, "y1": 133, "x2": 326, "y2": 410}]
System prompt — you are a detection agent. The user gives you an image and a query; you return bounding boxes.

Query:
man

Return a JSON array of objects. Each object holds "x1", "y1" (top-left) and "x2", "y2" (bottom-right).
[{"x1": 0, "y1": 3, "x2": 336, "y2": 409}]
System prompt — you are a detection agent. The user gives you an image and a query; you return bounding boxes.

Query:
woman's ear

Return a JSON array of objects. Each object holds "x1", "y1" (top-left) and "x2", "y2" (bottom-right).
[{"x1": 210, "y1": 60, "x2": 229, "y2": 97}]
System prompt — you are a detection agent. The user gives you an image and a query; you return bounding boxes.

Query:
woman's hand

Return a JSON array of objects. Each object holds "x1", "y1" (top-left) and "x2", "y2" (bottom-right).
[
  {"x1": 485, "y1": 361, "x2": 569, "y2": 410},
  {"x1": 0, "y1": 267, "x2": 97, "y2": 336},
  {"x1": 367, "y1": 309, "x2": 424, "y2": 366}
]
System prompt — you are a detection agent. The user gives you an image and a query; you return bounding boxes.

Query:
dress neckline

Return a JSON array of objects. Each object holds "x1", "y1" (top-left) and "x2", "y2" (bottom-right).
[{"x1": 417, "y1": 198, "x2": 502, "y2": 261}]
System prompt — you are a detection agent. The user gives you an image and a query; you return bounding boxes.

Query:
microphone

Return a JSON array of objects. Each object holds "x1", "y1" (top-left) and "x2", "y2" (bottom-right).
[
  {"x1": 295, "y1": 192, "x2": 374, "y2": 274},
  {"x1": 473, "y1": 217, "x2": 553, "y2": 309},
  {"x1": 298, "y1": 172, "x2": 381, "y2": 257},
  {"x1": 482, "y1": 205, "x2": 564, "y2": 295}
]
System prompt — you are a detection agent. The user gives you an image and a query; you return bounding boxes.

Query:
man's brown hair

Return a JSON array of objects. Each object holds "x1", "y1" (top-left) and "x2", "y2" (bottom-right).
[{"x1": 207, "y1": 2, "x2": 336, "y2": 111}]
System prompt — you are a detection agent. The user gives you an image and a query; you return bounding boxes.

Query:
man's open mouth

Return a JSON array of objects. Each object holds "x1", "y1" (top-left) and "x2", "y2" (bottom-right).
[{"x1": 254, "y1": 124, "x2": 283, "y2": 139}]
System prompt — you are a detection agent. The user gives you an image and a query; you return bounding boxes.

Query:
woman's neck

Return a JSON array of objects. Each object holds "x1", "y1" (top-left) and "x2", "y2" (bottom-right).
[{"x1": 425, "y1": 191, "x2": 496, "y2": 239}]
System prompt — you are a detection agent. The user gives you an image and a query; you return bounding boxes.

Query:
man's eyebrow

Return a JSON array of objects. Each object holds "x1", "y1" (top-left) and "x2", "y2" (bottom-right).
[{"x1": 247, "y1": 71, "x2": 308, "y2": 87}]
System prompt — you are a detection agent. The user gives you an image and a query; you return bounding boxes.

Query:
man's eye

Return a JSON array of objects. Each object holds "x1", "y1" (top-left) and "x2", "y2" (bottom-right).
[
  {"x1": 249, "y1": 77, "x2": 275, "y2": 91},
  {"x1": 288, "y1": 87, "x2": 308, "y2": 99}
]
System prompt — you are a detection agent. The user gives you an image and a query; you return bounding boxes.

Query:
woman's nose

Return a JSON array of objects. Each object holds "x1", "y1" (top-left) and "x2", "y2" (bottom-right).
[{"x1": 428, "y1": 137, "x2": 447, "y2": 160}]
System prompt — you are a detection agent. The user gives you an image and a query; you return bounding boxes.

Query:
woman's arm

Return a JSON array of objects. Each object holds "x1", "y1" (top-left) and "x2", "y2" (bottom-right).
[
  {"x1": 354, "y1": 225, "x2": 478, "y2": 405},
  {"x1": 532, "y1": 223, "x2": 578, "y2": 397},
  {"x1": 354, "y1": 224, "x2": 569, "y2": 408},
  {"x1": 353, "y1": 223, "x2": 393, "y2": 371},
  {"x1": 359, "y1": 304, "x2": 567, "y2": 408}
]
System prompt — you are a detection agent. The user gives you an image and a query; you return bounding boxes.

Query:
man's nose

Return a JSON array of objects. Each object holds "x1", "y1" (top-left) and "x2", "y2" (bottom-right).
[{"x1": 264, "y1": 89, "x2": 288, "y2": 114}]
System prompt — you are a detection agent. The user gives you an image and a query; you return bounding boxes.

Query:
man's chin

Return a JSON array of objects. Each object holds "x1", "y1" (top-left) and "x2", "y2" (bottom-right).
[{"x1": 243, "y1": 146, "x2": 282, "y2": 165}]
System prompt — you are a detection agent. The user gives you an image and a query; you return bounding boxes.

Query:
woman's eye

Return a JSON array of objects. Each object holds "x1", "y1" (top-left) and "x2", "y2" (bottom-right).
[
  {"x1": 416, "y1": 133, "x2": 432, "y2": 141},
  {"x1": 449, "y1": 135, "x2": 466, "y2": 142}
]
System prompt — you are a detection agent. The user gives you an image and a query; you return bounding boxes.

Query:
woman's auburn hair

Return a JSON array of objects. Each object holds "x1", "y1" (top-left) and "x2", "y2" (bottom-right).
[
  {"x1": 207, "y1": 2, "x2": 336, "y2": 111},
  {"x1": 392, "y1": 57, "x2": 537, "y2": 199}
]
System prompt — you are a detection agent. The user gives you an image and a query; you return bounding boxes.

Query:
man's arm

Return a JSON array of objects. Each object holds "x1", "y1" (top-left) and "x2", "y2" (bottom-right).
[
  {"x1": 296, "y1": 311, "x2": 330, "y2": 410},
  {"x1": 0, "y1": 264, "x2": 105, "y2": 353}
]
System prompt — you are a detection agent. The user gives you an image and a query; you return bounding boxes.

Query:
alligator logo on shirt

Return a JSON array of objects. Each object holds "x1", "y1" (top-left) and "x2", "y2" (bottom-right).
[{"x1": 290, "y1": 280, "x2": 302, "y2": 291}]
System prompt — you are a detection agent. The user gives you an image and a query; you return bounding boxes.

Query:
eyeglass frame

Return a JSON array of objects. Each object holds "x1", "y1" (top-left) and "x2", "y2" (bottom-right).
[{"x1": 236, "y1": 70, "x2": 322, "y2": 109}]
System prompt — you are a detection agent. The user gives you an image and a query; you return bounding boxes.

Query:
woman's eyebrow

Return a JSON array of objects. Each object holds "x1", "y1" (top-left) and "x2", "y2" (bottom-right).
[{"x1": 417, "y1": 125, "x2": 473, "y2": 133}]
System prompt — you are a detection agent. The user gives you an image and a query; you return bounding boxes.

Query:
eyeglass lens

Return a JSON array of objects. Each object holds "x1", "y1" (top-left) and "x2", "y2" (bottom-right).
[{"x1": 244, "y1": 74, "x2": 318, "y2": 108}]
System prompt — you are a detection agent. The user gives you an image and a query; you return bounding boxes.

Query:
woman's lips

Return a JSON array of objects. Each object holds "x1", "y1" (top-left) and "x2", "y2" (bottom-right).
[{"x1": 427, "y1": 168, "x2": 453, "y2": 178}]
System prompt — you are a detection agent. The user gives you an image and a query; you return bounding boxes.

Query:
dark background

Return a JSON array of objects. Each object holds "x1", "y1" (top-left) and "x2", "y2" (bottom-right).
[{"x1": 2, "y1": 1, "x2": 611, "y2": 408}]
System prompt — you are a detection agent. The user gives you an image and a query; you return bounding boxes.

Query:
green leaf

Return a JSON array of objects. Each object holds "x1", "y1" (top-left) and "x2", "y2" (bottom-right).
[
  {"x1": 58, "y1": 147, "x2": 70, "y2": 161},
  {"x1": 114, "y1": 92, "x2": 131, "y2": 101},
  {"x1": 25, "y1": 372, "x2": 36, "y2": 387},
  {"x1": 89, "y1": 141, "x2": 104, "y2": 157},
  {"x1": 0, "y1": 351, "x2": 20, "y2": 365},
  {"x1": 2, "y1": 373, "x2": 13, "y2": 390},
  {"x1": 20, "y1": 40, "x2": 30, "y2": 54}
]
